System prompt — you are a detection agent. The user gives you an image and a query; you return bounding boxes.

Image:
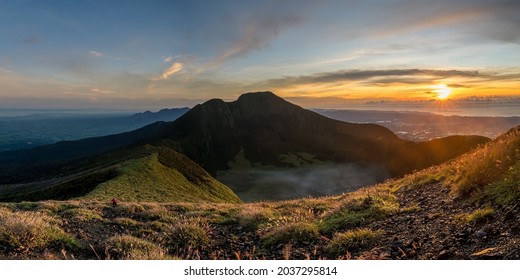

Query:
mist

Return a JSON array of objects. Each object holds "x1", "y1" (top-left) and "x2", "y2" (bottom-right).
[{"x1": 216, "y1": 163, "x2": 389, "y2": 202}]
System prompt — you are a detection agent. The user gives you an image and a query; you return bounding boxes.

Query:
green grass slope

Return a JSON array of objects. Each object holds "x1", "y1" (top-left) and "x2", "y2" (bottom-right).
[
  {"x1": 0, "y1": 146, "x2": 241, "y2": 204},
  {"x1": 84, "y1": 151, "x2": 241, "y2": 203}
]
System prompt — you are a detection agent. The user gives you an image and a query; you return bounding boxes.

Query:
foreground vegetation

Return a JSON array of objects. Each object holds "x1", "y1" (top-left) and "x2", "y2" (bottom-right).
[{"x1": 0, "y1": 127, "x2": 518, "y2": 259}]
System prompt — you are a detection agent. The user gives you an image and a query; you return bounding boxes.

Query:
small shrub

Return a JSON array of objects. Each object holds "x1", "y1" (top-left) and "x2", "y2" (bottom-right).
[
  {"x1": 0, "y1": 209, "x2": 76, "y2": 251},
  {"x1": 104, "y1": 235, "x2": 169, "y2": 260},
  {"x1": 60, "y1": 208, "x2": 103, "y2": 222},
  {"x1": 326, "y1": 228, "x2": 382, "y2": 257},
  {"x1": 261, "y1": 222, "x2": 319, "y2": 249}
]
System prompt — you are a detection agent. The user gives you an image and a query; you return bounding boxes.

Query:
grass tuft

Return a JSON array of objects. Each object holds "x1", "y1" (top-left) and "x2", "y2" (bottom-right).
[
  {"x1": 261, "y1": 222, "x2": 319, "y2": 249},
  {"x1": 166, "y1": 220, "x2": 210, "y2": 248},
  {"x1": 112, "y1": 217, "x2": 140, "y2": 227},
  {"x1": 326, "y1": 228, "x2": 382, "y2": 257},
  {"x1": 104, "y1": 235, "x2": 170, "y2": 260},
  {"x1": 60, "y1": 208, "x2": 103, "y2": 222},
  {"x1": 319, "y1": 190, "x2": 399, "y2": 234},
  {"x1": 112, "y1": 203, "x2": 145, "y2": 215},
  {"x1": 0, "y1": 209, "x2": 76, "y2": 252},
  {"x1": 233, "y1": 206, "x2": 274, "y2": 230},
  {"x1": 456, "y1": 208, "x2": 494, "y2": 224}
]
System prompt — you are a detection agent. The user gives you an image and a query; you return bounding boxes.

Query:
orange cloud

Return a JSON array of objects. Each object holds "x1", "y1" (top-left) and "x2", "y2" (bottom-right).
[{"x1": 154, "y1": 62, "x2": 183, "y2": 80}]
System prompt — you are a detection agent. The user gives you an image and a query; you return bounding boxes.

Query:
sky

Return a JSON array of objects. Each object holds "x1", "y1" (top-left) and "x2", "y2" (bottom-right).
[{"x1": 0, "y1": 0, "x2": 519, "y2": 110}]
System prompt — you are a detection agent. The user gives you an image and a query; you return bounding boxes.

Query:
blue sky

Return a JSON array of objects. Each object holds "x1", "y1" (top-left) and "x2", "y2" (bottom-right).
[{"x1": 0, "y1": 0, "x2": 519, "y2": 109}]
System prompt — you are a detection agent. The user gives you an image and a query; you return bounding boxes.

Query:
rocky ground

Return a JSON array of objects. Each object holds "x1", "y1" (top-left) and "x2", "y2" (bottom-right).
[
  {"x1": 364, "y1": 184, "x2": 519, "y2": 260},
  {"x1": 0, "y1": 181, "x2": 518, "y2": 260}
]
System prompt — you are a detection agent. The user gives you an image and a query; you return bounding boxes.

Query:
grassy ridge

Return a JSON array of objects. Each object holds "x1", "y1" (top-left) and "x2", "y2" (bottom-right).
[
  {"x1": 0, "y1": 146, "x2": 241, "y2": 204},
  {"x1": 84, "y1": 152, "x2": 241, "y2": 203}
]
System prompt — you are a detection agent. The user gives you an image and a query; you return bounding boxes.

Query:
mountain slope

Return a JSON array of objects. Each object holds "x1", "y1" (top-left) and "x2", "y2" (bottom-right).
[
  {"x1": 0, "y1": 145, "x2": 241, "y2": 203},
  {"x1": 149, "y1": 92, "x2": 488, "y2": 176},
  {"x1": 0, "y1": 91, "x2": 489, "y2": 201},
  {"x1": 0, "y1": 126, "x2": 517, "y2": 259}
]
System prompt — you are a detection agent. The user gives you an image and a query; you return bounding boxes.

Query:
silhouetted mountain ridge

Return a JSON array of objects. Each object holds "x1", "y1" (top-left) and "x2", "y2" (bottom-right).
[
  {"x1": 145, "y1": 91, "x2": 487, "y2": 176},
  {"x1": 0, "y1": 91, "x2": 489, "y2": 201}
]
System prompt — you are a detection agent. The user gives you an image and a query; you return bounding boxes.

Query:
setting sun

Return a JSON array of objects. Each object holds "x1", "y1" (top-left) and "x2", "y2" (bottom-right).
[{"x1": 434, "y1": 84, "x2": 452, "y2": 100}]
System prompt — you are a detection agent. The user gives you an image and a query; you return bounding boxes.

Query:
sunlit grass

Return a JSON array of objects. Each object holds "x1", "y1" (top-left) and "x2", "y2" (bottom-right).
[
  {"x1": 456, "y1": 208, "x2": 494, "y2": 224},
  {"x1": 326, "y1": 228, "x2": 382, "y2": 257}
]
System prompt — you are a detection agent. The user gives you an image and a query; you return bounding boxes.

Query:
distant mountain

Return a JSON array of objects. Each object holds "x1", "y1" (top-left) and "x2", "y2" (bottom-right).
[
  {"x1": 0, "y1": 92, "x2": 489, "y2": 201},
  {"x1": 315, "y1": 109, "x2": 520, "y2": 141},
  {"x1": 0, "y1": 108, "x2": 189, "y2": 151},
  {"x1": 131, "y1": 108, "x2": 190, "y2": 122}
]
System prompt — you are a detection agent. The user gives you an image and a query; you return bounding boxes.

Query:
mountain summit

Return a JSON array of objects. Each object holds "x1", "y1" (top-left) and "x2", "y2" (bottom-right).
[
  {"x1": 0, "y1": 92, "x2": 489, "y2": 201},
  {"x1": 148, "y1": 91, "x2": 487, "y2": 176}
]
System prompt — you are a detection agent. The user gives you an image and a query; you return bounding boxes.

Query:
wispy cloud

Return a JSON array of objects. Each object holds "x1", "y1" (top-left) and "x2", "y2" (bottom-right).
[
  {"x1": 90, "y1": 87, "x2": 113, "y2": 94},
  {"x1": 163, "y1": 56, "x2": 173, "y2": 63},
  {"x1": 247, "y1": 68, "x2": 520, "y2": 100},
  {"x1": 204, "y1": 14, "x2": 303, "y2": 70},
  {"x1": 259, "y1": 69, "x2": 482, "y2": 88},
  {"x1": 153, "y1": 62, "x2": 183, "y2": 80},
  {"x1": 89, "y1": 51, "x2": 103, "y2": 57},
  {"x1": 369, "y1": 2, "x2": 487, "y2": 38},
  {"x1": 322, "y1": 0, "x2": 520, "y2": 45}
]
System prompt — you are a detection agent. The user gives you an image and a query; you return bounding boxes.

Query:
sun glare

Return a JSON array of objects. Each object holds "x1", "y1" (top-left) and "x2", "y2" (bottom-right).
[{"x1": 434, "y1": 84, "x2": 452, "y2": 100}]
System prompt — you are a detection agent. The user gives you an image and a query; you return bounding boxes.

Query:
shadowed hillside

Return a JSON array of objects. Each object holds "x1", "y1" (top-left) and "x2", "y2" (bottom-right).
[
  {"x1": 0, "y1": 126, "x2": 518, "y2": 260},
  {"x1": 147, "y1": 92, "x2": 488, "y2": 176},
  {"x1": 0, "y1": 92, "x2": 488, "y2": 201}
]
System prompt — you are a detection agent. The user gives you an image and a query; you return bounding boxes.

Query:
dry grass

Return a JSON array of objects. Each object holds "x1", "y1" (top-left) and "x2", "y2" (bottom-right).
[
  {"x1": 146, "y1": 221, "x2": 171, "y2": 232},
  {"x1": 112, "y1": 217, "x2": 140, "y2": 227},
  {"x1": 319, "y1": 188, "x2": 399, "y2": 234},
  {"x1": 0, "y1": 208, "x2": 76, "y2": 252},
  {"x1": 60, "y1": 208, "x2": 103, "y2": 222},
  {"x1": 112, "y1": 202, "x2": 145, "y2": 215},
  {"x1": 326, "y1": 228, "x2": 382, "y2": 257},
  {"x1": 166, "y1": 219, "x2": 211, "y2": 248},
  {"x1": 456, "y1": 208, "x2": 494, "y2": 224},
  {"x1": 448, "y1": 128, "x2": 520, "y2": 200},
  {"x1": 261, "y1": 222, "x2": 319, "y2": 249},
  {"x1": 233, "y1": 205, "x2": 274, "y2": 230},
  {"x1": 137, "y1": 204, "x2": 170, "y2": 221},
  {"x1": 104, "y1": 235, "x2": 171, "y2": 260}
]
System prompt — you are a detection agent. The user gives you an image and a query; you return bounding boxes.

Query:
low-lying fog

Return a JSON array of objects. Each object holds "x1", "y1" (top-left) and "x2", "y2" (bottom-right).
[{"x1": 216, "y1": 163, "x2": 389, "y2": 202}]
